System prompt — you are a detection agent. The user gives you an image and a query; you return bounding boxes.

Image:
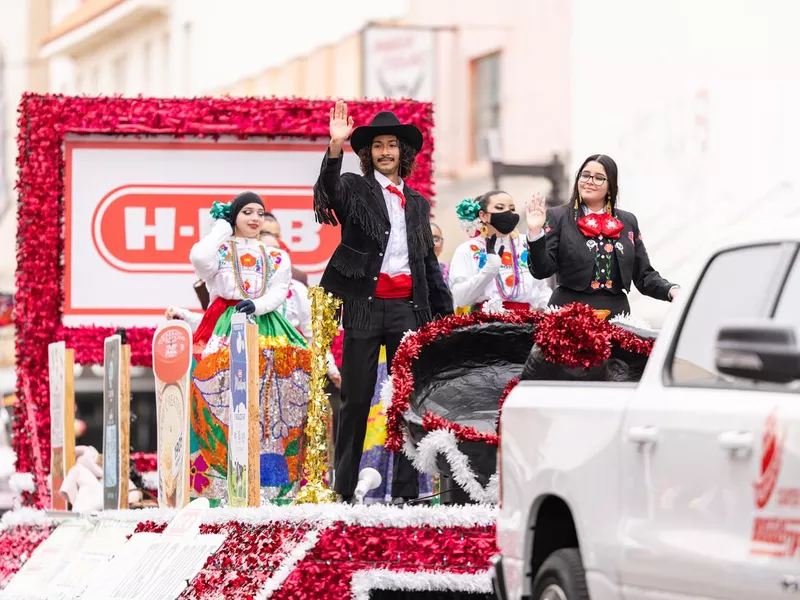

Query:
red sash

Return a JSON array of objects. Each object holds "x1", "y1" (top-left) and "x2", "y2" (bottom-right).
[
  {"x1": 193, "y1": 297, "x2": 239, "y2": 359},
  {"x1": 375, "y1": 273, "x2": 413, "y2": 299}
]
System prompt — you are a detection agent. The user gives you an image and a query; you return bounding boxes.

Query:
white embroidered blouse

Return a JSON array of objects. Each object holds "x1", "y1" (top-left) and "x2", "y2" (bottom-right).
[
  {"x1": 449, "y1": 234, "x2": 552, "y2": 310},
  {"x1": 189, "y1": 220, "x2": 291, "y2": 316}
]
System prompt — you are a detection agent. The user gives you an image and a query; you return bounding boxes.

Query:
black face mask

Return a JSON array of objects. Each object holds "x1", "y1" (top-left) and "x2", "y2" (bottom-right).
[{"x1": 489, "y1": 210, "x2": 520, "y2": 234}]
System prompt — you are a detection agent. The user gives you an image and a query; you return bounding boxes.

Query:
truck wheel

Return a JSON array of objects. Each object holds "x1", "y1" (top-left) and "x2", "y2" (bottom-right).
[{"x1": 532, "y1": 548, "x2": 589, "y2": 600}]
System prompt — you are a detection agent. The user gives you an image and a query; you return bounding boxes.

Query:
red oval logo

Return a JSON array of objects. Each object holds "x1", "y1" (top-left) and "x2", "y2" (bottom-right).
[{"x1": 91, "y1": 185, "x2": 340, "y2": 275}]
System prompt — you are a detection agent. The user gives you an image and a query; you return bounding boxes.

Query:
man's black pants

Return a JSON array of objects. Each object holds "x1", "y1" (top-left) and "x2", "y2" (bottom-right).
[{"x1": 334, "y1": 298, "x2": 420, "y2": 499}]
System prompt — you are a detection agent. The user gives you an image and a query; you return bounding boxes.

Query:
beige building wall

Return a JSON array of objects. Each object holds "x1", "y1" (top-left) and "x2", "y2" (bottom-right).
[{"x1": 0, "y1": 0, "x2": 51, "y2": 369}]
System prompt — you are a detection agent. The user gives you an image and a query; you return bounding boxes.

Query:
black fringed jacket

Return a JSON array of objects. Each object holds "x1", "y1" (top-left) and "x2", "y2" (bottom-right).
[
  {"x1": 313, "y1": 151, "x2": 453, "y2": 330},
  {"x1": 527, "y1": 205, "x2": 676, "y2": 300}
]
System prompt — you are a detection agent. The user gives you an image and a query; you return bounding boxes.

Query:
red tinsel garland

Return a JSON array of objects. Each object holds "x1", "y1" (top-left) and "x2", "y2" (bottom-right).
[
  {"x1": 271, "y1": 524, "x2": 496, "y2": 600},
  {"x1": 533, "y1": 303, "x2": 611, "y2": 368},
  {"x1": 131, "y1": 452, "x2": 157, "y2": 474},
  {"x1": 14, "y1": 94, "x2": 434, "y2": 507},
  {"x1": 0, "y1": 525, "x2": 55, "y2": 587},
  {"x1": 387, "y1": 305, "x2": 655, "y2": 452},
  {"x1": 385, "y1": 310, "x2": 542, "y2": 453}
]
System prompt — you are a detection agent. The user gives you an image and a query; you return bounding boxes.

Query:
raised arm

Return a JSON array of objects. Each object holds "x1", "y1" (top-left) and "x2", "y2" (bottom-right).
[
  {"x1": 526, "y1": 193, "x2": 560, "y2": 280},
  {"x1": 313, "y1": 100, "x2": 355, "y2": 226},
  {"x1": 189, "y1": 219, "x2": 232, "y2": 281},
  {"x1": 449, "y1": 239, "x2": 502, "y2": 309},
  {"x1": 251, "y1": 248, "x2": 292, "y2": 316},
  {"x1": 630, "y1": 216, "x2": 677, "y2": 301}
]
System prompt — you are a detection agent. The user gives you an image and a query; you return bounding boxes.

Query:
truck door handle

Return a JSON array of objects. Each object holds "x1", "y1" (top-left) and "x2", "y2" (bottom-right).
[
  {"x1": 627, "y1": 425, "x2": 658, "y2": 445},
  {"x1": 717, "y1": 431, "x2": 753, "y2": 455}
]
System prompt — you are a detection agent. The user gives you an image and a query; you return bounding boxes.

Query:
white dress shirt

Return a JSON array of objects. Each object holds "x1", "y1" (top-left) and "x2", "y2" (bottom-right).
[{"x1": 374, "y1": 170, "x2": 411, "y2": 276}]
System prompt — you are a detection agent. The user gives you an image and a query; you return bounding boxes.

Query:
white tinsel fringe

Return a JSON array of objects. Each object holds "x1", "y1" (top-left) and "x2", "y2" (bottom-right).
[
  {"x1": 9, "y1": 472, "x2": 35, "y2": 495},
  {"x1": 480, "y1": 297, "x2": 508, "y2": 315},
  {"x1": 141, "y1": 471, "x2": 159, "y2": 492},
  {"x1": 0, "y1": 507, "x2": 54, "y2": 529},
  {"x1": 0, "y1": 501, "x2": 497, "y2": 530},
  {"x1": 256, "y1": 528, "x2": 322, "y2": 599},
  {"x1": 0, "y1": 447, "x2": 16, "y2": 479},
  {"x1": 350, "y1": 569, "x2": 492, "y2": 600},
  {"x1": 379, "y1": 375, "x2": 394, "y2": 409},
  {"x1": 409, "y1": 429, "x2": 498, "y2": 504},
  {"x1": 609, "y1": 312, "x2": 654, "y2": 331}
]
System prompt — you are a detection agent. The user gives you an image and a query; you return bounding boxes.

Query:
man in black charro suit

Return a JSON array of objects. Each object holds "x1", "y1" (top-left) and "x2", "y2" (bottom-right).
[{"x1": 314, "y1": 100, "x2": 453, "y2": 505}]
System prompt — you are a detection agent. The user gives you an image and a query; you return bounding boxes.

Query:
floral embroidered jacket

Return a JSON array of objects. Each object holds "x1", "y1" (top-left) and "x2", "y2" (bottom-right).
[{"x1": 527, "y1": 205, "x2": 675, "y2": 301}]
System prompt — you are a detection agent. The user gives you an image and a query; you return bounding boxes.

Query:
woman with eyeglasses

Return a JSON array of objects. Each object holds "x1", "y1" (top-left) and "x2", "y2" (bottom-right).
[
  {"x1": 431, "y1": 223, "x2": 449, "y2": 282},
  {"x1": 526, "y1": 154, "x2": 678, "y2": 318}
]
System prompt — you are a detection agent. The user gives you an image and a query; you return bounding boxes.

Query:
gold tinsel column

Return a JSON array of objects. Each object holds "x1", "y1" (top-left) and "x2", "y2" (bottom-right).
[{"x1": 294, "y1": 286, "x2": 341, "y2": 504}]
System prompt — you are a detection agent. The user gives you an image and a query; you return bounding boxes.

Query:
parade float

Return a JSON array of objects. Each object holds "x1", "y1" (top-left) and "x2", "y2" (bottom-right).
[{"x1": 0, "y1": 94, "x2": 656, "y2": 599}]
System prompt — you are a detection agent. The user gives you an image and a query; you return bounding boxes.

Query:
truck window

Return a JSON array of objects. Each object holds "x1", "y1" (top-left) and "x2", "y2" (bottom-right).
[
  {"x1": 773, "y1": 253, "x2": 800, "y2": 324},
  {"x1": 669, "y1": 244, "x2": 787, "y2": 386}
]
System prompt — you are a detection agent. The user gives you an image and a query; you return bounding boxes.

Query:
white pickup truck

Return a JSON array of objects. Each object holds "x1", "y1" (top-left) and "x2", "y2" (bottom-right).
[{"x1": 492, "y1": 237, "x2": 800, "y2": 600}]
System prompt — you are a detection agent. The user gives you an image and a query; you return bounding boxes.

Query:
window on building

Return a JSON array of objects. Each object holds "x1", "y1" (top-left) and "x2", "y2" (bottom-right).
[
  {"x1": 161, "y1": 31, "x2": 171, "y2": 95},
  {"x1": 182, "y1": 21, "x2": 192, "y2": 94},
  {"x1": 113, "y1": 55, "x2": 128, "y2": 94},
  {"x1": 668, "y1": 243, "x2": 791, "y2": 386},
  {"x1": 471, "y1": 52, "x2": 501, "y2": 163},
  {"x1": 142, "y1": 40, "x2": 152, "y2": 94}
]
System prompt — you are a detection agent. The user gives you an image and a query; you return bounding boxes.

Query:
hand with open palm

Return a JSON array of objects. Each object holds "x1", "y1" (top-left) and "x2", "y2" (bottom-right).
[
  {"x1": 526, "y1": 192, "x2": 547, "y2": 237},
  {"x1": 329, "y1": 100, "x2": 354, "y2": 146}
]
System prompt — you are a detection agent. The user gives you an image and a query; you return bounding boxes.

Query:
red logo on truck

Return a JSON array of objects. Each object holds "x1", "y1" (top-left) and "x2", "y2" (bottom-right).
[{"x1": 754, "y1": 409, "x2": 784, "y2": 509}]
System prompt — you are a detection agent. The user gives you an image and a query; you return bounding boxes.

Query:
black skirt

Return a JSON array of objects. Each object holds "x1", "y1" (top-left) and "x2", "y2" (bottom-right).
[{"x1": 549, "y1": 286, "x2": 631, "y2": 318}]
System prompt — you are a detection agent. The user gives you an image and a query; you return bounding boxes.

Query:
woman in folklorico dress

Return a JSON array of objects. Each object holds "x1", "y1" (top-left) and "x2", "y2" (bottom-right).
[
  {"x1": 525, "y1": 154, "x2": 679, "y2": 318},
  {"x1": 449, "y1": 192, "x2": 552, "y2": 314},
  {"x1": 187, "y1": 192, "x2": 311, "y2": 505}
]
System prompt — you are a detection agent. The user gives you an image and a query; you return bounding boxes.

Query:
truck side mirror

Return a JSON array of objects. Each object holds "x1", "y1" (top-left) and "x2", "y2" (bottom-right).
[{"x1": 715, "y1": 321, "x2": 800, "y2": 384}]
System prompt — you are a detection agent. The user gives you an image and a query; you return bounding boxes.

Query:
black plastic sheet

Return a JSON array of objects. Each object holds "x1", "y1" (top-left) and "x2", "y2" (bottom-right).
[{"x1": 402, "y1": 319, "x2": 654, "y2": 500}]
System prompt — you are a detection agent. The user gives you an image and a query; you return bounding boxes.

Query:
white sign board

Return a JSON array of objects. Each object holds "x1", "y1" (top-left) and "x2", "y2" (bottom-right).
[
  {"x1": 64, "y1": 137, "x2": 361, "y2": 327},
  {"x1": 0, "y1": 520, "x2": 136, "y2": 600},
  {"x1": 363, "y1": 26, "x2": 435, "y2": 101},
  {"x1": 79, "y1": 498, "x2": 223, "y2": 600}
]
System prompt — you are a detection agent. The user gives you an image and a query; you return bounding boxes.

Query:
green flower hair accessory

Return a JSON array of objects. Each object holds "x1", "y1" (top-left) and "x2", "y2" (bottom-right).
[
  {"x1": 455, "y1": 197, "x2": 480, "y2": 223},
  {"x1": 209, "y1": 201, "x2": 231, "y2": 221}
]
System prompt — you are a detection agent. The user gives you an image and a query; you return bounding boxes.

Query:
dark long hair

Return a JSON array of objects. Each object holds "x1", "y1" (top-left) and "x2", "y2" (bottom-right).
[
  {"x1": 569, "y1": 154, "x2": 619, "y2": 220},
  {"x1": 475, "y1": 190, "x2": 507, "y2": 214},
  {"x1": 358, "y1": 138, "x2": 418, "y2": 179}
]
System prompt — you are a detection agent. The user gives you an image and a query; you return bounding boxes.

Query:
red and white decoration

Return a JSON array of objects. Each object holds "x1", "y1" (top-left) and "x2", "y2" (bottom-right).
[
  {"x1": 0, "y1": 504, "x2": 496, "y2": 599},
  {"x1": 13, "y1": 94, "x2": 434, "y2": 508}
]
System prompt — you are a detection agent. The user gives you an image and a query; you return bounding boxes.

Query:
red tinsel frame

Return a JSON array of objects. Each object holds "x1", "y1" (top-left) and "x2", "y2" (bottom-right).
[
  {"x1": 386, "y1": 304, "x2": 654, "y2": 452},
  {"x1": 15, "y1": 94, "x2": 434, "y2": 507}
]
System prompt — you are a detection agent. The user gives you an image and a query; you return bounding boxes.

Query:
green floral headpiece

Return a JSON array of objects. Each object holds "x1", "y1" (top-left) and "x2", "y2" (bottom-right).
[
  {"x1": 455, "y1": 197, "x2": 480, "y2": 223},
  {"x1": 209, "y1": 201, "x2": 231, "y2": 221}
]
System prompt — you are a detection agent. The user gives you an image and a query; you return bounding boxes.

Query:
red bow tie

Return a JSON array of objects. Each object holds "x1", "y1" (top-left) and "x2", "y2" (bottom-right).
[
  {"x1": 577, "y1": 212, "x2": 624, "y2": 239},
  {"x1": 386, "y1": 184, "x2": 406, "y2": 209}
]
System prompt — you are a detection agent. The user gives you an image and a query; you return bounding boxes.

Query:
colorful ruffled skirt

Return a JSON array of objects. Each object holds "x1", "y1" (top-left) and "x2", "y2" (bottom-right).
[
  {"x1": 359, "y1": 347, "x2": 435, "y2": 503},
  {"x1": 189, "y1": 299, "x2": 311, "y2": 506}
]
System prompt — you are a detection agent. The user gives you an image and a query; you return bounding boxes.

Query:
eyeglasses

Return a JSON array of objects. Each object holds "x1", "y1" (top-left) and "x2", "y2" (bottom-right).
[
  {"x1": 579, "y1": 172, "x2": 608, "y2": 186},
  {"x1": 432, "y1": 236, "x2": 443, "y2": 243}
]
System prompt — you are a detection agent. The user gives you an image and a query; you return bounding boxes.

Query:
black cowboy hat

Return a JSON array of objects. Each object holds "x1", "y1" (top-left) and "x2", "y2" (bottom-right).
[{"x1": 350, "y1": 111, "x2": 424, "y2": 154}]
